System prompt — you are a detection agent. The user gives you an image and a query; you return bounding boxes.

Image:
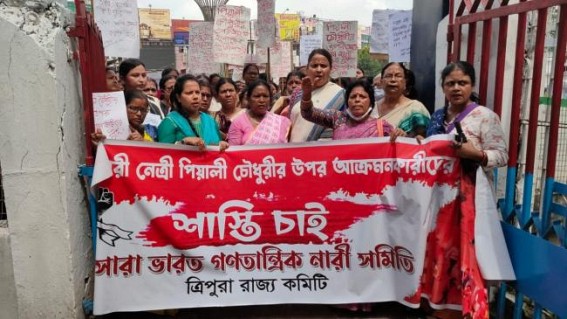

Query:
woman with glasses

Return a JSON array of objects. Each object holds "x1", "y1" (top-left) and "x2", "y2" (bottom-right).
[
  {"x1": 371, "y1": 62, "x2": 430, "y2": 137},
  {"x1": 91, "y1": 90, "x2": 158, "y2": 143},
  {"x1": 158, "y1": 75, "x2": 228, "y2": 151}
]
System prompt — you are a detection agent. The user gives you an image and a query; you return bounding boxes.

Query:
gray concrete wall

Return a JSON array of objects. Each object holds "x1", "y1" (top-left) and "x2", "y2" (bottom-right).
[
  {"x1": 0, "y1": 2, "x2": 92, "y2": 318},
  {"x1": 0, "y1": 226, "x2": 18, "y2": 319}
]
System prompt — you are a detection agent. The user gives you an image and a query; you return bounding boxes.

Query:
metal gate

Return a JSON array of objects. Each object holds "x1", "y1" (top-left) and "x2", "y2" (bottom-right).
[
  {"x1": 449, "y1": 0, "x2": 567, "y2": 318},
  {"x1": 67, "y1": 0, "x2": 107, "y2": 167}
]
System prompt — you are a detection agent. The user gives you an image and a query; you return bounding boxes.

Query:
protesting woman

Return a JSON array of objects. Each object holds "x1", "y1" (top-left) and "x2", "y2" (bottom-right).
[
  {"x1": 158, "y1": 75, "x2": 176, "y2": 116},
  {"x1": 212, "y1": 78, "x2": 245, "y2": 140},
  {"x1": 301, "y1": 78, "x2": 404, "y2": 140},
  {"x1": 91, "y1": 90, "x2": 157, "y2": 143},
  {"x1": 119, "y1": 59, "x2": 164, "y2": 119},
  {"x1": 228, "y1": 80, "x2": 291, "y2": 145},
  {"x1": 289, "y1": 49, "x2": 345, "y2": 142},
  {"x1": 272, "y1": 70, "x2": 304, "y2": 115},
  {"x1": 372, "y1": 62, "x2": 430, "y2": 137},
  {"x1": 158, "y1": 75, "x2": 228, "y2": 151},
  {"x1": 418, "y1": 61, "x2": 508, "y2": 319}
]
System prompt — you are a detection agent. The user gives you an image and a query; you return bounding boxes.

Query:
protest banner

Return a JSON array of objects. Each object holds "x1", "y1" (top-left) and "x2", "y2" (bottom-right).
[
  {"x1": 300, "y1": 35, "x2": 323, "y2": 66},
  {"x1": 256, "y1": 0, "x2": 276, "y2": 48},
  {"x1": 388, "y1": 10, "x2": 412, "y2": 62},
  {"x1": 270, "y1": 41, "x2": 292, "y2": 81},
  {"x1": 94, "y1": 0, "x2": 140, "y2": 58},
  {"x1": 92, "y1": 92, "x2": 130, "y2": 140},
  {"x1": 138, "y1": 8, "x2": 171, "y2": 40},
  {"x1": 91, "y1": 137, "x2": 468, "y2": 314},
  {"x1": 370, "y1": 9, "x2": 390, "y2": 54},
  {"x1": 276, "y1": 14, "x2": 301, "y2": 41},
  {"x1": 213, "y1": 6, "x2": 251, "y2": 65},
  {"x1": 188, "y1": 22, "x2": 221, "y2": 75},
  {"x1": 322, "y1": 21, "x2": 358, "y2": 78}
]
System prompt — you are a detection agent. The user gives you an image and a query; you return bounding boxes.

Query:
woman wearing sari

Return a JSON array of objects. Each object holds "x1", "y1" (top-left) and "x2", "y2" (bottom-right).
[
  {"x1": 289, "y1": 49, "x2": 345, "y2": 142},
  {"x1": 371, "y1": 62, "x2": 430, "y2": 137},
  {"x1": 228, "y1": 80, "x2": 291, "y2": 145},
  {"x1": 212, "y1": 78, "x2": 246, "y2": 140},
  {"x1": 158, "y1": 75, "x2": 228, "y2": 151},
  {"x1": 301, "y1": 78, "x2": 397, "y2": 140},
  {"x1": 417, "y1": 61, "x2": 508, "y2": 319}
]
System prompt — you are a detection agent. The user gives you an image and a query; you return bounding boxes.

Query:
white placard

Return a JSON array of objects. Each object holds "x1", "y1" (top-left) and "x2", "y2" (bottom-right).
[
  {"x1": 388, "y1": 10, "x2": 412, "y2": 62},
  {"x1": 213, "y1": 6, "x2": 251, "y2": 65},
  {"x1": 256, "y1": 0, "x2": 276, "y2": 48},
  {"x1": 94, "y1": 0, "x2": 140, "y2": 58},
  {"x1": 299, "y1": 35, "x2": 323, "y2": 67},
  {"x1": 322, "y1": 21, "x2": 358, "y2": 78},
  {"x1": 142, "y1": 113, "x2": 162, "y2": 128},
  {"x1": 93, "y1": 92, "x2": 130, "y2": 140},
  {"x1": 270, "y1": 41, "x2": 292, "y2": 81},
  {"x1": 370, "y1": 9, "x2": 391, "y2": 54},
  {"x1": 188, "y1": 22, "x2": 221, "y2": 75}
]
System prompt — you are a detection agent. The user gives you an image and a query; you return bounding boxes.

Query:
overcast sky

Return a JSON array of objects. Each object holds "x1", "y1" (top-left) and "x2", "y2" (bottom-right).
[{"x1": 136, "y1": 0, "x2": 413, "y2": 27}]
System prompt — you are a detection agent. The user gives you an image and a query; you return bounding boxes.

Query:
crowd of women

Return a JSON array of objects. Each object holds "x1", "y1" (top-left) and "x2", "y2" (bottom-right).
[{"x1": 98, "y1": 48, "x2": 508, "y2": 319}]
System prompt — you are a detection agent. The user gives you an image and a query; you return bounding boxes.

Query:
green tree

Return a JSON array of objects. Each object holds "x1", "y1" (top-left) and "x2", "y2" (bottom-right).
[{"x1": 357, "y1": 46, "x2": 384, "y2": 78}]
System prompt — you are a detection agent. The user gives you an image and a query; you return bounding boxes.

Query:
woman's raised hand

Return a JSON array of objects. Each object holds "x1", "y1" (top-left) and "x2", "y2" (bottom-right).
[{"x1": 301, "y1": 77, "x2": 313, "y2": 102}]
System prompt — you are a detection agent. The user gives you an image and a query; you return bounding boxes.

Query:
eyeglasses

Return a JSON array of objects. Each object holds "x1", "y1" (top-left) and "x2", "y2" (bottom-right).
[
  {"x1": 383, "y1": 74, "x2": 405, "y2": 80},
  {"x1": 127, "y1": 105, "x2": 149, "y2": 114}
]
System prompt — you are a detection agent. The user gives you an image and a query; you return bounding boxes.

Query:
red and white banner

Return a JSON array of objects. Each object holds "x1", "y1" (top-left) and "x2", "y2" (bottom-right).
[{"x1": 92, "y1": 137, "x2": 462, "y2": 315}]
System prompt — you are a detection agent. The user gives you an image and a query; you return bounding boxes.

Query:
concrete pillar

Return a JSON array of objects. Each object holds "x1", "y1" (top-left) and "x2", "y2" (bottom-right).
[
  {"x1": 0, "y1": 2, "x2": 92, "y2": 318},
  {"x1": 410, "y1": 0, "x2": 449, "y2": 112}
]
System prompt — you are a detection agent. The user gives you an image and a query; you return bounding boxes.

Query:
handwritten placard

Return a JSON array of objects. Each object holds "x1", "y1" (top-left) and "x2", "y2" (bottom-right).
[
  {"x1": 94, "y1": 0, "x2": 140, "y2": 58},
  {"x1": 93, "y1": 92, "x2": 130, "y2": 140},
  {"x1": 256, "y1": 0, "x2": 276, "y2": 48},
  {"x1": 300, "y1": 35, "x2": 323, "y2": 66},
  {"x1": 270, "y1": 41, "x2": 292, "y2": 81},
  {"x1": 370, "y1": 9, "x2": 390, "y2": 54},
  {"x1": 188, "y1": 22, "x2": 221, "y2": 75},
  {"x1": 213, "y1": 6, "x2": 251, "y2": 65},
  {"x1": 322, "y1": 21, "x2": 358, "y2": 78},
  {"x1": 388, "y1": 10, "x2": 412, "y2": 62}
]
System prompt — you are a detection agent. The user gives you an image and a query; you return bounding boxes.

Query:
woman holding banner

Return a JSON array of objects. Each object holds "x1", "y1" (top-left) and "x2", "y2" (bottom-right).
[
  {"x1": 157, "y1": 75, "x2": 228, "y2": 151},
  {"x1": 416, "y1": 61, "x2": 509, "y2": 319},
  {"x1": 288, "y1": 49, "x2": 345, "y2": 142},
  {"x1": 227, "y1": 80, "x2": 291, "y2": 145}
]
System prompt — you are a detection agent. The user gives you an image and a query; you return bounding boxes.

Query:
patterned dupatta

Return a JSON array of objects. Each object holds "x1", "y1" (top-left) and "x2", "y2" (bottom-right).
[{"x1": 245, "y1": 113, "x2": 286, "y2": 145}]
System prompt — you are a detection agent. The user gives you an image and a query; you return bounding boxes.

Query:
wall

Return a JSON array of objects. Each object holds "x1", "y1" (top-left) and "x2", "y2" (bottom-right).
[{"x1": 0, "y1": 1, "x2": 92, "y2": 318}]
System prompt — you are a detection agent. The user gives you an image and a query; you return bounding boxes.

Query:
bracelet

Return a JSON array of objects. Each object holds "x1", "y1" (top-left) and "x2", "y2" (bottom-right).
[{"x1": 301, "y1": 99, "x2": 313, "y2": 104}]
